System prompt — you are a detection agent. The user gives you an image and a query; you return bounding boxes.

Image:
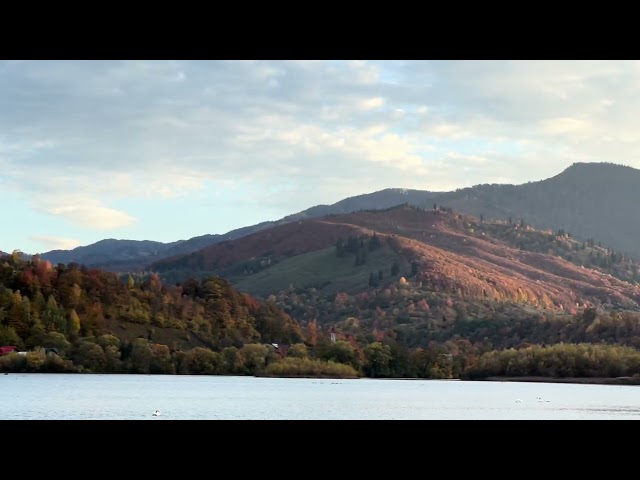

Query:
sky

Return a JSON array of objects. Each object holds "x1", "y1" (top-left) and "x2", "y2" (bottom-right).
[{"x1": 1, "y1": 60, "x2": 638, "y2": 254}]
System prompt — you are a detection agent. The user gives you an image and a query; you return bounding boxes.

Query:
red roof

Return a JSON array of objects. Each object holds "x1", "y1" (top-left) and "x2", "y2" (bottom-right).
[{"x1": 0, "y1": 346, "x2": 17, "y2": 355}]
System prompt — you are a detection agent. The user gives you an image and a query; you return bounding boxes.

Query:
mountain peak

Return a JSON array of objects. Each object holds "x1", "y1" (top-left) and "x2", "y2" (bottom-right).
[
  {"x1": 547, "y1": 162, "x2": 639, "y2": 186},
  {"x1": 561, "y1": 161, "x2": 637, "y2": 175}
]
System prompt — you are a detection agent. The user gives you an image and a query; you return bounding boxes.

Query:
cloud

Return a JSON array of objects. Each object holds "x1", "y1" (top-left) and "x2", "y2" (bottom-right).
[
  {"x1": 540, "y1": 117, "x2": 590, "y2": 136},
  {"x1": 359, "y1": 97, "x2": 385, "y2": 110},
  {"x1": 4, "y1": 60, "x2": 640, "y2": 245},
  {"x1": 31, "y1": 236, "x2": 81, "y2": 251},
  {"x1": 37, "y1": 195, "x2": 136, "y2": 230}
]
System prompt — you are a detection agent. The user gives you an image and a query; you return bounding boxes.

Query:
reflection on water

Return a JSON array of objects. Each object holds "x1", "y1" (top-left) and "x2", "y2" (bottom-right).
[
  {"x1": 558, "y1": 406, "x2": 640, "y2": 415},
  {"x1": 1, "y1": 374, "x2": 639, "y2": 420}
]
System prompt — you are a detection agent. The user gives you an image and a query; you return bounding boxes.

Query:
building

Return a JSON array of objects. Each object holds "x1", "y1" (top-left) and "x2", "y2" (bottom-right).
[{"x1": 0, "y1": 346, "x2": 18, "y2": 356}]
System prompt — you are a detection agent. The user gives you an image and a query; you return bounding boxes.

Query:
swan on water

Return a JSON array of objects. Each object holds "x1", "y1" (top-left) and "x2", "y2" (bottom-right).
[{"x1": 152, "y1": 409, "x2": 161, "y2": 416}]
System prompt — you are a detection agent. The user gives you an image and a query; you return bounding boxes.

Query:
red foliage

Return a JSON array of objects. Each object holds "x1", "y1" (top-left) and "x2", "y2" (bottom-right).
[{"x1": 334, "y1": 292, "x2": 349, "y2": 305}]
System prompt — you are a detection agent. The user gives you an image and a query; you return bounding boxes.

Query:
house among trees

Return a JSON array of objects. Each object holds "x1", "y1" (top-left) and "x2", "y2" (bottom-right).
[
  {"x1": 0, "y1": 346, "x2": 18, "y2": 356},
  {"x1": 267, "y1": 343, "x2": 290, "y2": 357}
]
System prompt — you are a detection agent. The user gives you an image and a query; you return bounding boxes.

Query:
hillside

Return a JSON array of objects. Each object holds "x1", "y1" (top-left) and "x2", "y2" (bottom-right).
[
  {"x1": 42, "y1": 239, "x2": 176, "y2": 271},
  {"x1": 151, "y1": 205, "x2": 640, "y2": 328},
  {"x1": 433, "y1": 162, "x2": 640, "y2": 258},
  {"x1": 9, "y1": 222, "x2": 640, "y2": 380},
  {"x1": 0, "y1": 254, "x2": 304, "y2": 372}
]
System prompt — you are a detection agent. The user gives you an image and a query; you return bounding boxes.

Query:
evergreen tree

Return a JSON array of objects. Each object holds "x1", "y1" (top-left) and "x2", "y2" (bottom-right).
[{"x1": 391, "y1": 262, "x2": 400, "y2": 276}]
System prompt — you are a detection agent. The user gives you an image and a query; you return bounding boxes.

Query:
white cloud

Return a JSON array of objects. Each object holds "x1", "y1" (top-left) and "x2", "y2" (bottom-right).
[
  {"x1": 31, "y1": 236, "x2": 81, "y2": 251},
  {"x1": 4, "y1": 60, "x2": 640, "y2": 246},
  {"x1": 37, "y1": 196, "x2": 136, "y2": 230},
  {"x1": 359, "y1": 97, "x2": 385, "y2": 110},
  {"x1": 540, "y1": 117, "x2": 590, "y2": 135}
]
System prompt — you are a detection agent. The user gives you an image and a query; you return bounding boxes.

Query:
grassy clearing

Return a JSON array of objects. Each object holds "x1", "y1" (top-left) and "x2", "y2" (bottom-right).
[{"x1": 232, "y1": 245, "x2": 408, "y2": 297}]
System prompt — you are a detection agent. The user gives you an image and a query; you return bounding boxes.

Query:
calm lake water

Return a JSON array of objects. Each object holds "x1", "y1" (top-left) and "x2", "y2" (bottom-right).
[{"x1": 1, "y1": 374, "x2": 639, "y2": 420}]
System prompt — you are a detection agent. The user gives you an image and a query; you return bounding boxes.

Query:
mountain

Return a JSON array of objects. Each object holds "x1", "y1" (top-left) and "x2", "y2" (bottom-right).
[
  {"x1": 39, "y1": 162, "x2": 640, "y2": 271},
  {"x1": 279, "y1": 188, "x2": 439, "y2": 222},
  {"x1": 432, "y1": 162, "x2": 640, "y2": 258},
  {"x1": 42, "y1": 239, "x2": 175, "y2": 270},
  {"x1": 40, "y1": 190, "x2": 438, "y2": 272},
  {"x1": 151, "y1": 205, "x2": 640, "y2": 332}
]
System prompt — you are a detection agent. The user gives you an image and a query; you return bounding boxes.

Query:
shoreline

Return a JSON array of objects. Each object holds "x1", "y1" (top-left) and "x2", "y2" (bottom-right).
[{"x1": 480, "y1": 376, "x2": 640, "y2": 386}]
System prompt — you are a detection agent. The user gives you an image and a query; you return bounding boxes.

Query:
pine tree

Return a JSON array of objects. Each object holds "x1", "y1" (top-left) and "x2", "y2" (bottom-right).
[{"x1": 391, "y1": 262, "x2": 400, "y2": 276}]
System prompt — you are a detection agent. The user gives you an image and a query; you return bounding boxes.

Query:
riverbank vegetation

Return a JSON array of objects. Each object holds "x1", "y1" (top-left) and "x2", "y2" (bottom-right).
[{"x1": 4, "y1": 253, "x2": 640, "y2": 382}]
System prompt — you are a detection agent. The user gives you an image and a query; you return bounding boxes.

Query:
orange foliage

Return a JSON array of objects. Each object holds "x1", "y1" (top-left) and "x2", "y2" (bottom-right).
[{"x1": 307, "y1": 321, "x2": 317, "y2": 346}]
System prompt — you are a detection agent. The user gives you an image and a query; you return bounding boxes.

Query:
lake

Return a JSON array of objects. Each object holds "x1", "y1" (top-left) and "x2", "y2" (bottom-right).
[{"x1": 1, "y1": 374, "x2": 639, "y2": 420}]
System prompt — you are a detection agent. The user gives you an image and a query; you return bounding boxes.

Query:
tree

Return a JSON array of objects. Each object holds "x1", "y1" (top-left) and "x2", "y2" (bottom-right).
[
  {"x1": 288, "y1": 343, "x2": 308, "y2": 359},
  {"x1": 72, "y1": 341, "x2": 107, "y2": 372},
  {"x1": 307, "y1": 321, "x2": 318, "y2": 346},
  {"x1": 238, "y1": 343, "x2": 269, "y2": 374},
  {"x1": 391, "y1": 262, "x2": 400, "y2": 276},
  {"x1": 411, "y1": 261, "x2": 419, "y2": 276},
  {"x1": 25, "y1": 331, "x2": 71, "y2": 351},
  {"x1": 69, "y1": 283, "x2": 82, "y2": 308},
  {"x1": 150, "y1": 344, "x2": 175, "y2": 374},
  {"x1": 68, "y1": 309, "x2": 81, "y2": 336},
  {"x1": 369, "y1": 232, "x2": 382, "y2": 251},
  {"x1": 363, "y1": 342, "x2": 392, "y2": 377},
  {"x1": 185, "y1": 347, "x2": 221, "y2": 375},
  {"x1": 8, "y1": 291, "x2": 29, "y2": 338},
  {"x1": 96, "y1": 334, "x2": 121, "y2": 350},
  {"x1": 42, "y1": 295, "x2": 61, "y2": 332},
  {"x1": 0, "y1": 325, "x2": 22, "y2": 348},
  {"x1": 319, "y1": 340, "x2": 361, "y2": 370},
  {"x1": 221, "y1": 346, "x2": 241, "y2": 374},
  {"x1": 11, "y1": 250, "x2": 23, "y2": 264},
  {"x1": 129, "y1": 338, "x2": 153, "y2": 374}
]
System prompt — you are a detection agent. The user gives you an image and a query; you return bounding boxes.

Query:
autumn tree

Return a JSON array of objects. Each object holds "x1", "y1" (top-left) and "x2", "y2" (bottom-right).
[
  {"x1": 185, "y1": 347, "x2": 222, "y2": 375},
  {"x1": 288, "y1": 343, "x2": 308, "y2": 359},
  {"x1": 238, "y1": 343, "x2": 269, "y2": 375},
  {"x1": 68, "y1": 309, "x2": 81, "y2": 337},
  {"x1": 129, "y1": 338, "x2": 153, "y2": 374},
  {"x1": 319, "y1": 340, "x2": 361, "y2": 370},
  {"x1": 72, "y1": 341, "x2": 107, "y2": 372},
  {"x1": 363, "y1": 342, "x2": 392, "y2": 377},
  {"x1": 150, "y1": 343, "x2": 175, "y2": 374}
]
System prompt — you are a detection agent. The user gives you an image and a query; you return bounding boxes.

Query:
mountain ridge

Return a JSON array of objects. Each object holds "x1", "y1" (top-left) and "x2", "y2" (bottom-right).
[
  {"x1": 38, "y1": 161, "x2": 640, "y2": 270},
  {"x1": 151, "y1": 204, "x2": 640, "y2": 318}
]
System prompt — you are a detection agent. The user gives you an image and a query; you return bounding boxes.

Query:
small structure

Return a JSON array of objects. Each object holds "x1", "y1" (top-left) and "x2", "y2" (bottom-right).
[
  {"x1": 266, "y1": 343, "x2": 290, "y2": 357},
  {"x1": 0, "y1": 346, "x2": 17, "y2": 356}
]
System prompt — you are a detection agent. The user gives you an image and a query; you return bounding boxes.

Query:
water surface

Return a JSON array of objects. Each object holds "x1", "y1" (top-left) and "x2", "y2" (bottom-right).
[{"x1": 1, "y1": 374, "x2": 638, "y2": 419}]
